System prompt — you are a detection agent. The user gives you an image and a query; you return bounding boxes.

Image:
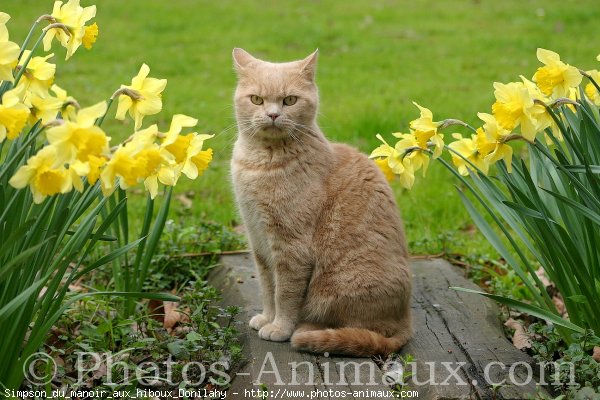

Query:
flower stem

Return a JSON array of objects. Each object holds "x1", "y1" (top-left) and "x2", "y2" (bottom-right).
[
  {"x1": 13, "y1": 31, "x2": 47, "y2": 86},
  {"x1": 95, "y1": 97, "x2": 115, "y2": 127},
  {"x1": 17, "y1": 15, "x2": 54, "y2": 62}
]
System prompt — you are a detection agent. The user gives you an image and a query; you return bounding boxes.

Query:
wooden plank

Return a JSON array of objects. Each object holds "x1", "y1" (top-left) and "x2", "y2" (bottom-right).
[
  {"x1": 212, "y1": 254, "x2": 390, "y2": 399},
  {"x1": 403, "y1": 259, "x2": 547, "y2": 399},
  {"x1": 212, "y1": 254, "x2": 548, "y2": 399}
]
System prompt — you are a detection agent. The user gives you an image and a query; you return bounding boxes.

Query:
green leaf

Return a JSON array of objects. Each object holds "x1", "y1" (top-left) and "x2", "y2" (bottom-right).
[
  {"x1": 567, "y1": 295, "x2": 588, "y2": 304},
  {"x1": 451, "y1": 287, "x2": 585, "y2": 333},
  {"x1": 167, "y1": 340, "x2": 190, "y2": 360}
]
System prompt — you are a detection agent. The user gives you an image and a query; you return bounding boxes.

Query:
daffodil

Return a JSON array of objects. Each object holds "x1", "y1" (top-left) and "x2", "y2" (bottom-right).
[
  {"x1": 408, "y1": 102, "x2": 444, "y2": 158},
  {"x1": 115, "y1": 64, "x2": 167, "y2": 129},
  {"x1": 477, "y1": 113, "x2": 513, "y2": 172},
  {"x1": 100, "y1": 145, "x2": 141, "y2": 193},
  {"x1": 51, "y1": 84, "x2": 79, "y2": 121},
  {"x1": 370, "y1": 134, "x2": 416, "y2": 189},
  {"x1": 46, "y1": 102, "x2": 110, "y2": 167},
  {"x1": 100, "y1": 125, "x2": 169, "y2": 198},
  {"x1": 139, "y1": 146, "x2": 166, "y2": 199},
  {"x1": 0, "y1": 12, "x2": 19, "y2": 82},
  {"x1": 520, "y1": 75, "x2": 562, "y2": 142},
  {"x1": 43, "y1": 0, "x2": 97, "y2": 59},
  {"x1": 492, "y1": 81, "x2": 546, "y2": 141},
  {"x1": 393, "y1": 132, "x2": 430, "y2": 176},
  {"x1": 25, "y1": 92, "x2": 63, "y2": 125},
  {"x1": 0, "y1": 85, "x2": 30, "y2": 142},
  {"x1": 17, "y1": 51, "x2": 56, "y2": 96},
  {"x1": 448, "y1": 133, "x2": 490, "y2": 176},
  {"x1": 9, "y1": 145, "x2": 75, "y2": 203},
  {"x1": 160, "y1": 114, "x2": 214, "y2": 181},
  {"x1": 533, "y1": 48, "x2": 582, "y2": 99},
  {"x1": 584, "y1": 70, "x2": 600, "y2": 106}
]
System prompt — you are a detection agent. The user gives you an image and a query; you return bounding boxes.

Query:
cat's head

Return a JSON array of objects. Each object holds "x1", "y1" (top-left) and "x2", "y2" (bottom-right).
[{"x1": 232, "y1": 48, "x2": 319, "y2": 140}]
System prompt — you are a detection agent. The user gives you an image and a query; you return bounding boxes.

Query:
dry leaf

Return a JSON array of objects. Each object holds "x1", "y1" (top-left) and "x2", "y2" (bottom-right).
[
  {"x1": 504, "y1": 318, "x2": 531, "y2": 350},
  {"x1": 163, "y1": 301, "x2": 181, "y2": 330},
  {"x1": 593, "y1": 346, "x2": 600, "y2": 362},
  {"x1": 148, "y1": 299, "x2": 165, "y2": 323}
]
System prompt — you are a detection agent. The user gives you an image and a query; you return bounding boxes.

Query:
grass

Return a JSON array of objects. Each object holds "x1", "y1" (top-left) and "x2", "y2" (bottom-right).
[{"x1": 4, "y1": 0, "x2": 600, "y2": 255}]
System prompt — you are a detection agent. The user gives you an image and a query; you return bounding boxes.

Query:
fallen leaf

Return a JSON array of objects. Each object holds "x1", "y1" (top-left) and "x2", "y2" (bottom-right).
[
  {"x1": 164, "y1": 301, "x2": 181, "y2": 330},
  {"x1": 504, "y1": 318, "x2": 531, "y2": 350},
  {"x1": 148, "y1": 299, "x2": 165, "y2": 323},
  {"x1": 593, "y1": 346, "x2": 600, "y2": 362}
]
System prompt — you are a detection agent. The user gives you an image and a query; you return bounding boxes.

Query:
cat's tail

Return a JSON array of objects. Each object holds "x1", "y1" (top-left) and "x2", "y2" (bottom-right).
[{"x1": 290, "y1": 325, "x2": 411, "y2": 357}]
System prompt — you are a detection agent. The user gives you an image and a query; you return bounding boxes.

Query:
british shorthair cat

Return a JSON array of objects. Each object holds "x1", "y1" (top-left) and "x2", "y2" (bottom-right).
[{"x1": 230, "y1": 48, "x2": 412, "y2": 356}]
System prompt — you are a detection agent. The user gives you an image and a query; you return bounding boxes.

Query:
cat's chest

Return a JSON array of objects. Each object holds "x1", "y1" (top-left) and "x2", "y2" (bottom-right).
[{"x1": 231, "y1": 155, "x2": 322, "y2": 228}]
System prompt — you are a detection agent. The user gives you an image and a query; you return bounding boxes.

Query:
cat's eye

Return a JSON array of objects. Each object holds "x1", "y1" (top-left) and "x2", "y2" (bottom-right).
[
  {"x1": 250, "y1": 95, "x2": 263, "y2": 105},
  {"x1": 283, "y1": 96, "x2": 297, "y2": 106}
]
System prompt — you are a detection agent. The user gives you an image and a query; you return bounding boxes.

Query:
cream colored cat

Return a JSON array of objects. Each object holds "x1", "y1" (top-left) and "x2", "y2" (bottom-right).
[{"x1": 230, "y1": 48, "x2": 412, "y2": 356}]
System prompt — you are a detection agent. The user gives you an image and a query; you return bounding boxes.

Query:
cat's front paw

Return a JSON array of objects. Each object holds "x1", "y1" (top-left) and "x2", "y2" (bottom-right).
[
  {"x1": 249, "y1": 314, "x2": 272, "y2": 331},
  {"x1": 258, "y1": 322, "x2": 294, "y2": 342}
]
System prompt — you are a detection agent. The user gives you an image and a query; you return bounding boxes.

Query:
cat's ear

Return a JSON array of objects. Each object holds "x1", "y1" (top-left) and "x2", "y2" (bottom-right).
[
  {"x1": 232, "y1": 48, "x2": 258, "y2": 71},
  {"x1": 299, "y1": 49, "x2": 318, "y2": 81}
]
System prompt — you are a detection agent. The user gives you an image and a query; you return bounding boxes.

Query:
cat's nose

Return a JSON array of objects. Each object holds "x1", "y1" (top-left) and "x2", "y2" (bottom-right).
[{"x1": 267, "y1": 112, "x2": 280, "y2": 121}]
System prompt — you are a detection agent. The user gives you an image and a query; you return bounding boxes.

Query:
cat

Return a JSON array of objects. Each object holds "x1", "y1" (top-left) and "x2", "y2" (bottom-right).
[{"x1": 230, "y1": 48, "x2": 412, "y2": 356}]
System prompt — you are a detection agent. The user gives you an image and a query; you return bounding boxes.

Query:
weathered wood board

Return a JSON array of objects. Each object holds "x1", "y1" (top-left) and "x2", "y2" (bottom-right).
[{"x1": 211, "y1": 254, "x2": 548, "y2": 399}]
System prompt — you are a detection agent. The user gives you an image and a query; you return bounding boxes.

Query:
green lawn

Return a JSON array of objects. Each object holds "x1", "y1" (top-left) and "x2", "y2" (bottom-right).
[{"x1": 5, "y1": 0, "x2": 600, "y2": 255}]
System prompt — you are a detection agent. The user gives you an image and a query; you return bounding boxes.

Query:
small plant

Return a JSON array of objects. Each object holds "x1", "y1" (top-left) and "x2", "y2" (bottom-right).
[{"x1": 529, "y1": 323, "x2": 600, "y2": 397}]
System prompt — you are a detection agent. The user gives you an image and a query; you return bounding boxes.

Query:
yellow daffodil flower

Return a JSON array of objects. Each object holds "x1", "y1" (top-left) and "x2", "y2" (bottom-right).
[
  {"x1": 9, "y1": 145, "x2": 76, "y2": 203},
  {"x1": 408, "y1": 102, "x2": 444, "y2": 158},
  {"x1": 393, "y1": 132, "x2": 430, "y2": 176},
  {"x1": 25, "y1": 92, "x2": 63, "y2": 125},
  {"x1": 0, "y1": 12, "x2": 19, "y2": 82},
  {"x1": 17, "y1": 51, "x2": 56, "y2": 96},
  {"x1": 46, "y1": 102, "x2": 110, "y2": 168},
  {"x1": 477, "y1": 113, "x2": 513, "y2": 172},
  {"x1": 139, "y1": 146, "x2": 166, "y2": 199},
  {"x1": 100, "y1": 125, "x2": 170, "y2": 198},
  {"x1": 43, "y1": 0, "x2": 97, "y2": 59},
  {"x1": 370, "y1": 134, "x2": 416, "y2": 189},
  {"x1": 533, "y1": 48, "x2": 582, "y2": 99},
  {"x1": 0, "y1": 85, "x2": 30, "y2": 142},
  {"x1": 409, "y1": 102, "x2": 440, "y2": 133},
  {"x1": 520, "y1": 75, "x2": 562, "y2": 142},
  {"x1": 584, "y1": 70, "x2": 600, "y2": 106},
  {"x1": 100, "y1": 144, "x2": 143, "y2": 194},
  {"x1": 160, "y1": 114, "x2": 214, "y2": 181},
  {"x1": 51, "y1": 84, "x2": 79, "y2": 121},
  {"x1": 448, "y1": 133, "x2": 490, "y2": 176},
  {"x1": 492, "y1": 81, "x2": 546, "y2": 141},
  {"x1": 115, "y1": 64, "x2": 167, "y2": 129}
]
